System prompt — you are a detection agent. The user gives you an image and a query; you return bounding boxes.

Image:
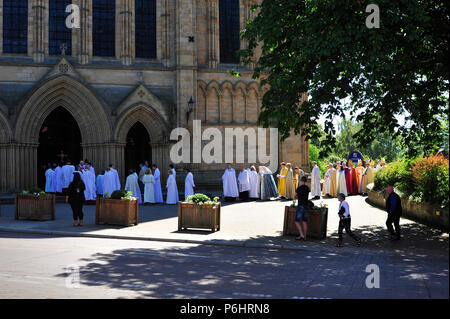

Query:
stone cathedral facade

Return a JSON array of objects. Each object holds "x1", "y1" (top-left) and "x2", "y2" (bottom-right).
[{"x1": 0, "y1": 0, "x2": 309, "y2": 193}]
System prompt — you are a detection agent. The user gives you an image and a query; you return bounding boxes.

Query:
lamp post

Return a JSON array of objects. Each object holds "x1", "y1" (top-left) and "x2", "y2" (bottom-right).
[{"x1": 186, "y1": 96, "x2": 195, "y2": 125}]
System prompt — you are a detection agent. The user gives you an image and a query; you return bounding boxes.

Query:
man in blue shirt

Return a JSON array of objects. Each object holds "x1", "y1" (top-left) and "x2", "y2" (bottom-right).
[{"x1": 385, "y1": 185, "x2": 402, "y2": 240}]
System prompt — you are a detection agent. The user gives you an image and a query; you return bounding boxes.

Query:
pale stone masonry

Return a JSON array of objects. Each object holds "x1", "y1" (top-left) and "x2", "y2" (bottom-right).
[{"x1": 0, "y1": 0, "x2": 309, "y2": 193}]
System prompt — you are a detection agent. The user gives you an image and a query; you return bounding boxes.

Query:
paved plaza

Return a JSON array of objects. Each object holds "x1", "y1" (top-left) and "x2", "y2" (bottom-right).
[{"x1": 0, "y1": 196, "x2": 448, "y2": 299}]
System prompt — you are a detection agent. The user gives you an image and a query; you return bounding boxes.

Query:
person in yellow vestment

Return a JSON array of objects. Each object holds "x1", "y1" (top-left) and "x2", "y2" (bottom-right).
[
  {"x1": 362, "y1": 160, "x2": 375, "y2": 194},
  {"x1": 294, "y1": 167, "x2": 305, "y2": 189},
  {"x1": 277, "y1": 162, "x2": 288, "y2": 198},
  {"x1": 329, "y1": 163, "x2": 337, "y2": 197},
  {"x1": 284, "y1": 163, "x2": 296, "y2": 199},
  {"x1": 355, "y1": 159, "x2": 365, "y2": 194}
]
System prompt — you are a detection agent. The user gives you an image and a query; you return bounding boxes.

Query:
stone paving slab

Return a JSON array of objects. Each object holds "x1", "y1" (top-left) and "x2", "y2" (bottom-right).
[{"x1": 0, "y1": 196, "x2": 448, "y2": 256}]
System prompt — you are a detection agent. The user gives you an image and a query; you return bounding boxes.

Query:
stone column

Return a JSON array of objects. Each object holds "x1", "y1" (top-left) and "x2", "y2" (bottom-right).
[
  {"x1": 30, "y1": 0, "x2": 47, "y2": 62},
  {"x1": 176, "y1": 0, "x2": 197, "y2": 128},
  {"x1": 73, "y1": 0, "x2": 91, "y2": 64},
  {"x1": 119, "y1": 0, "x2": 134, "y2": 65},
  {"x1": 160, "y1": 0, "x2": 172, "y2": 67},
  {"x1": 207, "y1": 0, "x2": 219, "y2": 69}
]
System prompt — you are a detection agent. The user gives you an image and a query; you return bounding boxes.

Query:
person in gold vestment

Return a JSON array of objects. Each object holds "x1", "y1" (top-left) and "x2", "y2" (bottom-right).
[
  {"x1": 284, "y1": 163, "x2": 296, "y2": 199},
  {"x1": 277, "y1": 162, "x2": 288, "y2": 198}
]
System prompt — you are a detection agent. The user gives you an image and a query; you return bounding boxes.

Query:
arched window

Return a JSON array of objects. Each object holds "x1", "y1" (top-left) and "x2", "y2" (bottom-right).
[
  {"x1": 219, "y1": 0, "x2": 240, "y2": 64},
  {"x1": 2, "y1": 0, "x2": 28, "y2": 54},
  {"x1": 135, "y1": 0, "x2": 156, "y2": 59},
  {"x1": 93, "y1": 0, "x2": 115, "y2": 57},
  {"x1": 49, "y1": 0, "x2": 72, "y2": 56}
]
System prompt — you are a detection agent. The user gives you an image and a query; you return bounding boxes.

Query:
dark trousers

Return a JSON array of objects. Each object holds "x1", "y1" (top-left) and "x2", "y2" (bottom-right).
[
  {"x1": 70, "y1": 201, "x2": 84, "y2": 221},
  {"x1": 338, "y1": 218, "x2": 360, "y2": 244},
  {"x1": 386, "y1": 213, "x2": 401, "y2": 237}
]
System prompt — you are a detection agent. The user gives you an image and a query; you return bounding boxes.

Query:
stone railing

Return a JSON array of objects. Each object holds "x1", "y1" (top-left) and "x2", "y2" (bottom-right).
[{"x1": 367, "y1": 190, "x2": 449, "y2": 232}]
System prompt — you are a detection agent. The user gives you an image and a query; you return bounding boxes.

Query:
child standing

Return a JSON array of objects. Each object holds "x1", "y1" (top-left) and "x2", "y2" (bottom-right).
[{"x1": 336, "y1": 193, "x2": 362, "y2": 247}]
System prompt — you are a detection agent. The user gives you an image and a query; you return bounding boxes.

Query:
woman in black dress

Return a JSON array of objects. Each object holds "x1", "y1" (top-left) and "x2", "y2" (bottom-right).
[{"x1": 66, "y1": 172, "x2": 86, "y2": 226}]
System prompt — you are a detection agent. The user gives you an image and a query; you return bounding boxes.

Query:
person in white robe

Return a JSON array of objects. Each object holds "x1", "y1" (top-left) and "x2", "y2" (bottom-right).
[
  {"x1": 184, "y1": 168, "x2": 195, "y2": 200},
  {"x1": 152, "y1": 164, "x2": 164, "y2": 203},
  {"x1": 109, "y1": 164, "x2": 121, "y2": 190},
  {"x1": 96, "y1": 171, "x2": 104, "y2": 196},
  {"x1": 337, "y1": 161, "x2": 348, "y2": 196},
  {"x1": 132, "y1": 170, "x2": 143, "y2": 203},
  {"x1": 222, "y1": 164, "x2": 239, "y2": 201},
  {"x1": 237, "y1": 166, "x2": 251, "y2": 201},
  {"x1": 61, "y1": 162, "x2": 75, "y2": 190},
  {"x1": 54, "y1": 163, "x2": 63, "y2": 193},
  {"x1": 125, "y1": 170, "x2": 142, "y2": 203},
  {"x1": 45, "y1": 166, "x2": 55, "y2": 193},
  {"x1": 248, "y1": 166, "x2": 259, "y2": 200},
  {"x1": 102, "y1": 168, "x2": 118, "y2": 197},
  {"x1": 82, "y1": 165, "x2": 97, "y2": 201},
  {"x1": 142, "y1": 169, "x2": 155, "y2": 204},
  {"x1": 166, "y1": 170, "x2": 178, "y2": 204},
  {"x1": 310, "y1": 161, "x2": 322, "y2": 199},
  {"x1": 169, "y1": 164, "x2": 179, "y2": 202}
]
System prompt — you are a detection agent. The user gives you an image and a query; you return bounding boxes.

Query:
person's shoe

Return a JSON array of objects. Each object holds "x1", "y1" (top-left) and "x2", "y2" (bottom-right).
[
  {"x1": 295, "y1": 236, "x2": 305, "y2": 241},
  {"x1": 356, "y1": 239, "x2": 362, "y2": 246}
]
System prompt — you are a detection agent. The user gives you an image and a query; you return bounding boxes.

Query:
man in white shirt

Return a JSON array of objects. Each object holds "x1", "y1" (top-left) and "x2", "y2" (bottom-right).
[{"x1": 336, "y1": 193, "x2": 361, "y2": 247}]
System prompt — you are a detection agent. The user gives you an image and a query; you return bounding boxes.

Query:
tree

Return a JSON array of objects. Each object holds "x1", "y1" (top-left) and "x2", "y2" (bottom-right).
[{"x1": 236, "y1": 0, "x2": 449, "y2": 158}]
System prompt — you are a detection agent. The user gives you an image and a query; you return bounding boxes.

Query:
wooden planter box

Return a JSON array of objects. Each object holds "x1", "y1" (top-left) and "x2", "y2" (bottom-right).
[
  {"x1": 283, "y1": 206, "x2": 328, "y2": 239},
  {"x1": 14, "y1": 194, "x2": 55, "y2": 221},
  {"x1": 178, "y1": 202, "x2": 221, "y2": 232},
  {"x1": 95, "y1": 198, "x2": 139, "y2": 226}
]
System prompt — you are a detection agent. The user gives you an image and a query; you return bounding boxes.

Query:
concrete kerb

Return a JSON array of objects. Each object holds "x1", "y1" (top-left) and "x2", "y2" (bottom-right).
[{"x1": 0, "y1": 226, "x2": 326, "y2": 253}]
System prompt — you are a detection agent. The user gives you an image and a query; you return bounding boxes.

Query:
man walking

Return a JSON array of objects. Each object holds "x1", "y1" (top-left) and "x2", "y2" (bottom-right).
[{"x1": 386, "y1": 185, "x2": 402, "y2": 240}]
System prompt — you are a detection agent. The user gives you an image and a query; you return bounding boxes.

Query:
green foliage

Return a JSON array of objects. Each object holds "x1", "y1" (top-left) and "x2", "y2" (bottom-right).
[
  {"x1": 373, "y1": 158, "x2": 415, "y2": 197},
  {"x1": 236, "y1": 0, "x2": 449, "y2": 158},
  {"x1": 21, "y1": 188, "x2": 47, "y2": 197},
  {"x1": 374, "y1": 155, "x2": 449, "y2": 207},
  {"x1": 109, "y1": 190, "x2": 136, "y2": 200},
  {"x1": 411, "y1": 155, "x2": 449, "y2": 207},
  {"x1": 186, "y1": 194, "x2": 220, "y2": 207}
]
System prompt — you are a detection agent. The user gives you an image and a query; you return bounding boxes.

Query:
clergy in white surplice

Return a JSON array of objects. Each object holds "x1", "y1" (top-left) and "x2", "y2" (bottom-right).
[
  {"x1": 54, "y1": 163, "x2": 63, "y2": 193},
  {"x1": 222, "y1": 164, "x2": 239, "y2": 201},
  {"x1": 61, "y1": 162, "x2": 75, "y2": 191},
  {"x1": 310, "y1": 161, "x2": 322, "y2": 199},
  {"x1": 132, "y1": 170, "x2": 143, "y2": 203},
  {"x1": 248, "y1": 166, "x2": 259, "y2": 200},
  {"x1": 45, "y1": 166, "x2": 56, "y2": 193},
  {"x1": 103, "y1": 168, "x2": 119, "y2": 197},
  {"x1": 82, "y1": 164, "x2": 97, "y2": 201},
  {"x1": 96, "y1": 171, "x2": 104, "y2": 196},
  {"x1": 125, "y1": 170, "x2": 142, "y2": 203},
  {"x1": 166, "y1": 169, "x2": 178, "y2": 204},
  {"x1": 237, "y1": 166, "x2": 251, "y2": 201},
  {"x1": 337, "y1": 161, "x2": 348, "y2": 196},
  {"x1": 142, "y1": 169, "x2": 155, "y2": 204},
  {"x1": 184, "y1": 169, "x2": 195, "y2": 201},
  {"x1": 169, "y1": 164, "x2": 179, "y2": 202},
  {"x1": 152, "y1": 164, "x2": 164, "y2": 203},
  {"x1": 109, "y1": 164, "x2": 121, "y2": 190}
]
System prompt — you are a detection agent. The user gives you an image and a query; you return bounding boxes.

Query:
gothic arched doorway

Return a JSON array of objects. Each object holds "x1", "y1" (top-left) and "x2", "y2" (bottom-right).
[
  {"x1": 124, "y1": 122, "x2": 152, "y2": 175},
  {"x1": 37, "y1": 106, "x2": 82, "y2": 188}
]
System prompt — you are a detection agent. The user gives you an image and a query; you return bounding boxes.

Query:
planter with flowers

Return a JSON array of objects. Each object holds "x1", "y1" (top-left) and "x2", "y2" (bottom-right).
[
  {"x1": 15, "y1": 188, "x2": 55, "y2": 221},
  {"x1": 96, "y1": 190, "x2": 139, "y2": 226},
  {"x1": 178, "y1": 194, "x2": 221, "y2": 232},
  {"x1": 283, "y1": 200, "x2": 328, "y2": 239}
]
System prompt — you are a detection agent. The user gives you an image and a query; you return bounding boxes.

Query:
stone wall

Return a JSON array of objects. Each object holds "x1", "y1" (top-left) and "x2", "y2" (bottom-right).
[{"x1": 367, "y1": 190, "x2": 449, "y2": 232}]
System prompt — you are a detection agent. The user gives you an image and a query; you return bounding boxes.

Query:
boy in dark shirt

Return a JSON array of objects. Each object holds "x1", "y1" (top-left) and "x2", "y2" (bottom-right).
[{"x1": 294, "y1": 176, "x2": 310, "y2": 240}]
